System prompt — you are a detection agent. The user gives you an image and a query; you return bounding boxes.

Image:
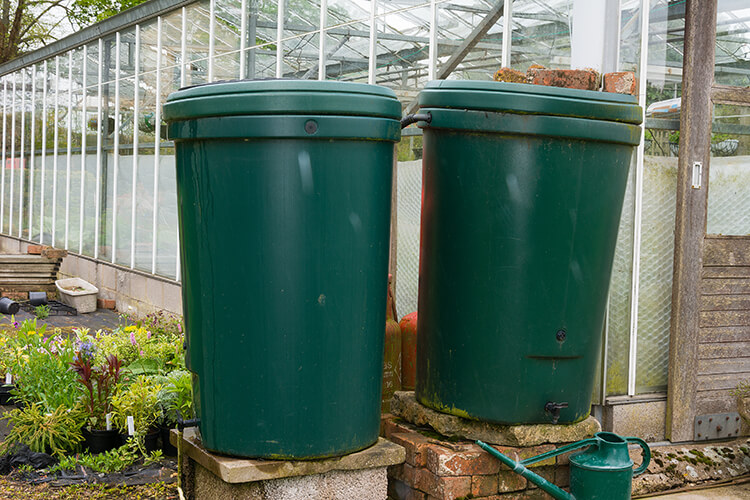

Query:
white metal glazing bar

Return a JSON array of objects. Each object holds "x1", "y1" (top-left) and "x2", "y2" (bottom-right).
[
  {"x1": 276, "y1": 0, "x2": 284, "y2": 78},
  {"x1": 29, "y1": 65, "x2": 36, "y2": 237},
  {"x1": 240, "y1": 0, "x2": 247, "y2": 78},
  {"x1": 181, "y1": 7, "x2": 187, "y2": 88},
  {"x1": 18, "y1": 70, "x2": 25, "y2": 238},
  {"x1": 501, "y1": 0, "x2": 512, "y2": 68},
  {"x1": 40, "y1": 62, "x2": 47, "y2": 244},
  {"x1": 131, "y1": 25, "x2": 140, "y2": 269},
  {"x1": 153, "y1": 16, "x2": 163, "y2": 275},
  {"x1": 94, "y1": 40, "x2": 103, "y2": 259},
  {"x1": 208, "y1": 0, "x2": 215, "y2": 82},
  {"x1": 368, "y1": 0, "x2": 376, "y2": 84},
  {"x1": 0, "y1": 78, "x2": 6, "y2": 229},
  {"x1": 79, "y1": 46, "x2": 87, "y2": 252},
  {"x1": 65, "y1": 51, "x2": 73, "y2": 249},
  {"x1": 428, "y1": 0, "x2": 437, "y2": 80},
  {"x1": 9, "y1": 74, "x2": 16, "y2": 235},
  {"x1": 112, "y1": 32, "x2": 121, "y2": 263},
  {"x1": 318, "y1": 0, "x2": 327, "y2": 81},
  {"x1": 52, "y1": 57, "x2": 60, "y2": 245},
  {"x1": 628, "y1": 0, "x2": 651, "y2": 397}
]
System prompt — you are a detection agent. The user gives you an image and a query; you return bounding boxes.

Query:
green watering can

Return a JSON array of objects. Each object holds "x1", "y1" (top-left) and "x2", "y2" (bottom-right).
[{"x1": 477, "y1": 432, "x2": 650, "y2": 500}]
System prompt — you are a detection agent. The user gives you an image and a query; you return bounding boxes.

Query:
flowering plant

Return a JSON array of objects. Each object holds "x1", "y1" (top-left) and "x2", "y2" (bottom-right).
[{"x1": 71, "y1": 348, "x2": 123, "y2": 430}]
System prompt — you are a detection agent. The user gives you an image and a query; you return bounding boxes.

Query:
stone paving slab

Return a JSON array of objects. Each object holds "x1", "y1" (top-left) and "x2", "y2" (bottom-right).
[
  {"x1": 391, "y1": 391, "x2": 601, "y2": 446},
  {"x1": 642, "y1": 482, "x2": 750, "y2": 499},
  {"x1": 171, "y1": 428, "x2": 405, "y2": 484},
  {"x1": 633, "y1": 439, "x2": 750, "y2": 497}
]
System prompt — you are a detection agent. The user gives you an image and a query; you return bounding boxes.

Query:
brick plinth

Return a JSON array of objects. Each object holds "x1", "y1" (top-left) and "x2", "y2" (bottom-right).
[{"x1": 383, "y1": 415, "x2": 581, "y2": 500}]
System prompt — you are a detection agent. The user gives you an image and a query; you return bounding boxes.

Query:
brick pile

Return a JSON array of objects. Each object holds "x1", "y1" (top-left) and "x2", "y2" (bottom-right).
[
  {"x1": 383, "y1": 416, "x2": 570, "y2": 500},
  {"x1": 493, "y1": 65, "x2": 637, "y2": 95}
]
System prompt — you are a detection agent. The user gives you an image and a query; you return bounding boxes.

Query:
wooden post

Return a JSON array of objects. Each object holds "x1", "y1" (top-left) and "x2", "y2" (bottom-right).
[{"x1": 666, "y1": 0, "x2": 718, "y2": 442}]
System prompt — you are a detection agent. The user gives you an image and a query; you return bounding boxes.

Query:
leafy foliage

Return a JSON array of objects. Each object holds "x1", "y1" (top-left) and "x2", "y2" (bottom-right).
[
  {"x1": 71, "y1": 352, "x2": 123, "y2": 430},
  {"x1": 68, "y1": 0, "x2": 148, "y2": 28},
  {"x1": 3, "y1": 403, "x2": 85, "y2": 457}
]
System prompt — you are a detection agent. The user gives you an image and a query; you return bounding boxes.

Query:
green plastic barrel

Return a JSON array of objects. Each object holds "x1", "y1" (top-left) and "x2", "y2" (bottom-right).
[
  {"x1": 163, "y1": 80, "x2": 401, "y2": 459},
  {"x1": 414, "y1": 81, "x2": 642, "y2": 425}
]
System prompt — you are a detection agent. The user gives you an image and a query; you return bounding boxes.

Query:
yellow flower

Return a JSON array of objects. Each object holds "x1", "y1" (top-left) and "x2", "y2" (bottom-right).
[
  {"x1": 27, "y1": 330, "x2": 36, "y2": 336},
  {"x1": 124, "y1": 326, "x2": 137, "y2": 332}
]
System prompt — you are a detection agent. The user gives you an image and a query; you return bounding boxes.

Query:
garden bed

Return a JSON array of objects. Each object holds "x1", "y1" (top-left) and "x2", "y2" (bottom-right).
[{"x1": 0, "y1": 310, "x2": 189, "y2": 498}]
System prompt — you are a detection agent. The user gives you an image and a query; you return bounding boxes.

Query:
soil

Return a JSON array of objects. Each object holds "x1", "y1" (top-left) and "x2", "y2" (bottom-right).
[
  {"x1": 0, "y1": 474, "x2": 178, "y2": 499},
  {"x1": 62, "y1": 286, "x2": 88, "y2": 293}
]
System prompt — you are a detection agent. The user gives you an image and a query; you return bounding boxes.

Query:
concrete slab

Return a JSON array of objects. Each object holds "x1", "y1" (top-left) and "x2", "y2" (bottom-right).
[
  {"x1": 171, "y1": 427, "x2": 405, "y2": 484},
  {"x1": 391, "y1": 391, "x2": 601, "y2": 446}
]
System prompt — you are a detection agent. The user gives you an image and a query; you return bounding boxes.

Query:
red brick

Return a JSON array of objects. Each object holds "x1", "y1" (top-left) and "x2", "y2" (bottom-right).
[
  {"x1": 26, "y1": 245, "x2": 47, "y2": 254},
  {"x1": 414, "y1": 468, "x2": 471, "y2": 500},
  {"x1": 426, "y1": 444, "x2": 501, "y2": 476},
  {"x1": 472, "y1": 474, "x2": 499, "y2": 497},
  {"x1": 97, "y1": 298, "x2": 116, "y2": 310},
  {"x1": 525, "y1": 466, "x2": 556, "y2": 490},
  {"x1": 382, "y1": 417, "x2": 413, "y2": 440},
  {"x1": 497, "y1": 470, "x2": 527, "y2": 492},
  {"x1": 389, "y1": 475, "x2": 426, "y2": 500},
  {"x1": 527, "y1": 68, "x2": 600, "y2": 91},
  {"x1": 494, "y1": 67, "x2": 527, "y2": 83},
  {"x1": 391, "y1": 432, "x2": 433, "y2": 467},
  {"x1": 555, "y1": 465, "x2": 570, "y2": 487},
  {"x1": 603, "y1": 71, "x2": 637, "y2": 95},
  {"x1": 389, "y1": 463, "x2": 417, "y2": 485},
  {"x1": 491, "y1": 444, "x2": 557, "y2": 468}
]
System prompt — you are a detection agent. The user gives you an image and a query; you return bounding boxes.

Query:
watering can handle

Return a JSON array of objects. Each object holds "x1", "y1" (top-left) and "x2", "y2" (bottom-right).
[{"x1": 626, "y1": 437, "x2": 651, "y2": 476}]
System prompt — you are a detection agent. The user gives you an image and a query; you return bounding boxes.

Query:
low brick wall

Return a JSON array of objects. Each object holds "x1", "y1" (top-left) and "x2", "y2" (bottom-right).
[{"x1": 382, "y1": 416, "x2": 570, "y2": 500}]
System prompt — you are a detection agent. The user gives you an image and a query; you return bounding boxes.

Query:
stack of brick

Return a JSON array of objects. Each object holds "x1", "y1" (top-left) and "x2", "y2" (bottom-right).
[
  {"x1": 383, "y1": 417, "x2": 571, "y2": 500},
  {"x1": 493, "y1": 66, "x2": 637, "y2": 96}
]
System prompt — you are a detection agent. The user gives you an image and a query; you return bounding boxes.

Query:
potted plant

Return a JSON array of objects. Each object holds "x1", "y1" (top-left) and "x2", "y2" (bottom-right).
[
  {"x1": 71, "y1": 347, "x2": 123, "y2": 453},
  {"x1": 710, "y1": 133, "x2": 739, "y2": 156},
  {"x1": 111, "y1": 375, "x2": 162, "y2": 454},
  {"x1": 2, "y1": 403, "x2": 85, "y2": 457},
  {"x1": 156, "y1": 370, "x2": 193, "y2": 455}
]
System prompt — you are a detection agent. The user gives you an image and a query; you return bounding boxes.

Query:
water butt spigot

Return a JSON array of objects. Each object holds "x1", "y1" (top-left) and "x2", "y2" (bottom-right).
[
  {"x1": 545, "y1": 401, "x2": 569, "y2": 424},
  {"x1": 478, "y1": 431, "x2": 651, "y2": 500}
]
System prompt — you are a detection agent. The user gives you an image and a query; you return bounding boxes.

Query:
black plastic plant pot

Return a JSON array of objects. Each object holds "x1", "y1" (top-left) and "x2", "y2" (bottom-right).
[
  {"x1": 82, "y1": 428, "x2": 120, "y2": 454},
  {"x1": 28, "y1": 292, "x2": 48, "y2": 306},
  {"x1": 159, "y1": 424, "x2": 177, "y2": 456},
  {"x1": 0, "y1": 384, "x2": 14, "y2": 405},
  {"x1": 0, "y1": 298, "x2": 19, "y2": 315}
]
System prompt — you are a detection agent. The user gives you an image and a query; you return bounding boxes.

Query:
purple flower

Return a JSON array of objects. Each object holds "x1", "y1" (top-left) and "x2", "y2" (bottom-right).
[
  {"x1": 146, "y1": 331, "x2": 151, "y2": 340},
  {"x1": 177, "y1": 324, "x2": 182, "y2": 334},
  {"x1": 79, "y1": 341, "x2": 96, "y2": 361},
  {"x1": 130, "y1": 332, "x2": 137, "y2": 346},
  {"x1": 13, "y1": 321, "x2": 19, "y2": 328}
]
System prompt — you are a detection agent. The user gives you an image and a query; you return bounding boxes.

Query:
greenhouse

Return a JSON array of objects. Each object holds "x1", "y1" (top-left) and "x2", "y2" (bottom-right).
[{"x1": 0, "y1": 0, "x2": 748, "y2": 455}]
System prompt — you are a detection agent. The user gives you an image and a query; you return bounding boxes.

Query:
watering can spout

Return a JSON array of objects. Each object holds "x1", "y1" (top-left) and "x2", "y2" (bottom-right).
[{"x1": 476, "y1": 440, "x2": 574, "y2": 500}]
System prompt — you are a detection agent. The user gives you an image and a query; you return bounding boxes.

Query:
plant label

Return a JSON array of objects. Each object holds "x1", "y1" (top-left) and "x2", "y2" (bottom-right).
[
  {"x1": 4, "y1": 373, "x2": 11, "y2": 385},
  {"x1": 106, "y1": 413, "x2": 112, "y2": 431},
  {"x1": 127, "y1": 415, "x2": 135, "y2": 436}
]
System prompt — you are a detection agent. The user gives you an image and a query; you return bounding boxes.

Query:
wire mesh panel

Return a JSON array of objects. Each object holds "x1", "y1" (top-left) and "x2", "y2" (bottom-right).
[
  {"x1": 395, "y1": 159, "x2": 422, "y2": 320},
  {"x1": 635, "y1": 156, "x2": 677, "y2": 394},
  {"x1": 604, "y1": 155, "x2": 636, "y2": 397}
]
